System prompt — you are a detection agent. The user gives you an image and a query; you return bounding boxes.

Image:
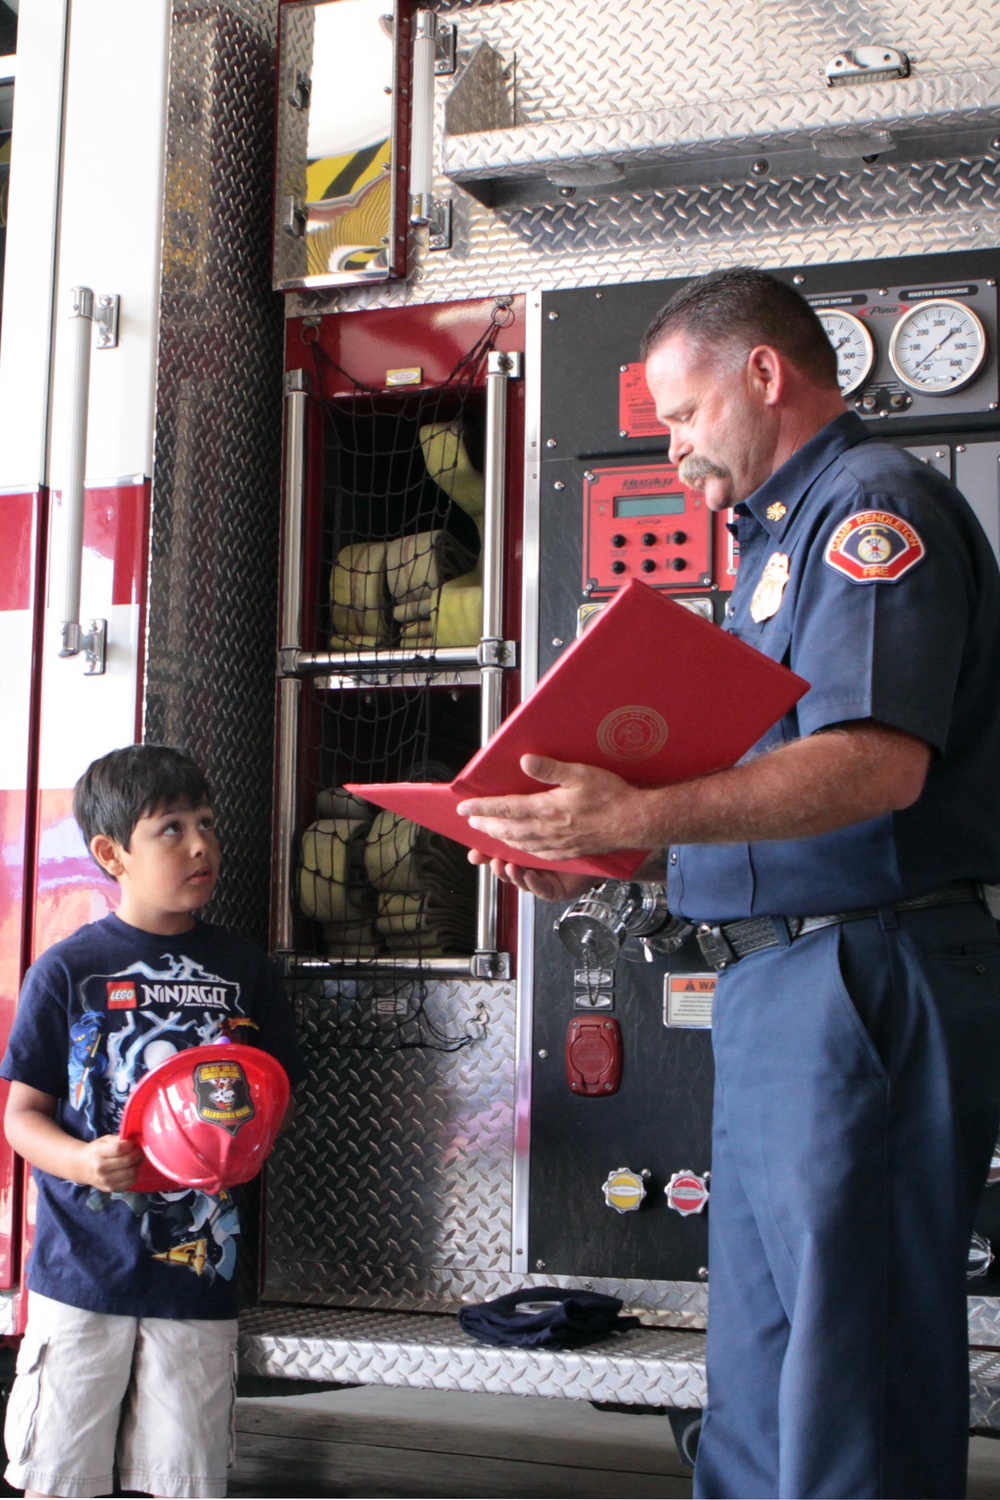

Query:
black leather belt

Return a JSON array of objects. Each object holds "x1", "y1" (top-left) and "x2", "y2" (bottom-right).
[{"x1": 695, "y1": 882, "x2": 985, "y2": 971}]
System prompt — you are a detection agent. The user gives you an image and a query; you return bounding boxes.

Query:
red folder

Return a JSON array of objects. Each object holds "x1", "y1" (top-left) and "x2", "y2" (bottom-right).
[{"x1": 348, "y1": 580, "x2": 809, "y2": 878}]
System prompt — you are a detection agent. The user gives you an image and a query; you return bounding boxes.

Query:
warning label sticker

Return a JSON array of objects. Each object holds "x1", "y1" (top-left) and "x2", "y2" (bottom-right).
[
  {"x1": 664, "y1": 974, "x2": 716, "y2": 1029},
  {"x1": 618, "y1": 363, "x2": 664, "y2": 439}
]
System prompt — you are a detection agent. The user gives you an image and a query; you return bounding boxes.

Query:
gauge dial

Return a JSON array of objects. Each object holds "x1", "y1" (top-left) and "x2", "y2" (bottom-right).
[
  {"x1": 817, "y1": 309, "x2": 876, "y2": 397},
  {"x1": 888, "y1": 298, "x2": 988, "y2": 394}
]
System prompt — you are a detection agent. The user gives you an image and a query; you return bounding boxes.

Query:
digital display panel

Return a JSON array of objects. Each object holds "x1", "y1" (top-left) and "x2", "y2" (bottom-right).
[{"x1": 614, "y1": 493, "x2": 686, "y2": 518}]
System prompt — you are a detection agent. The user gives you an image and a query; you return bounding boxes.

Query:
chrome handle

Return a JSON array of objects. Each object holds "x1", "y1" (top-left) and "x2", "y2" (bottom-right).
[
  {"x1": 280, "y1": 370, "x2": 308, "y2": 651},
  {"x1": 273, "y1": 372, "x2": 310, "y2": 952},
  {"x1": 273, "y1": 678, "x2": 301, "y2": 953},
  {"x1": 58, "y1": 287, "x2": 94, "y2": 659},
  {"x1": 409, "y1": 10, "x2": 437, "y2": 225},
  {"x1": 474, "y1": 349, "x2": 521, "y2": 970},
  {"x1": 56, "y1": 286, "x2": 119, "y2": 673}
]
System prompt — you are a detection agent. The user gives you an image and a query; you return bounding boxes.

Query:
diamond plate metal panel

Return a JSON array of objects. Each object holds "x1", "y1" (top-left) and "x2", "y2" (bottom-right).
[
  {"x1": 263, "y1": 969, "x2": 709, "y2": 1321},
  {"x1": 239, "y1": 1306, "x2": 710, "y2": 1405},
  {"x1": 441, "y1": 0, "x2": 1000, "y2": 120},
  {"x1": 971, "y1": 1347, "x2": 1000, "y2": 1431},
  {"x1": 240, "y1": 1306, "x2": 1000, "y2": 1429},
  {"x1": 236, "y1": 1306, "x2": 1000, "y2": 1426},
  {"x1": 144, "y1": 0, "x2": 285, "y2": 947},
  {"x1": 261, "y1": 1264, "x2": 710, "y2": 1325},
  {"x1": 283, "y1": 0, "x2": 1000, "y2": 315},
  {"x1": 263, "y1": 979, "x2": 518, "y2": 1292},
  {"x1": 272, "y1": 2, "x2": 312, "y2": 290},
  {"x1": 969, "y1": 1296, "x2": 1000, "y2": 1348}
]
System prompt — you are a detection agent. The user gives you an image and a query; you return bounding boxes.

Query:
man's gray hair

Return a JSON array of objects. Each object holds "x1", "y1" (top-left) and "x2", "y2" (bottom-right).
[{"x1": 640, "y1": 266, "x2": 840, "y2": 389}]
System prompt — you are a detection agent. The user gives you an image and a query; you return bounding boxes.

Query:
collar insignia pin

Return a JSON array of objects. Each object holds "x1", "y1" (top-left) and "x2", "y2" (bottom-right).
[{"x1": 766, "y1": 502, "x2": 787, "y2": 522}]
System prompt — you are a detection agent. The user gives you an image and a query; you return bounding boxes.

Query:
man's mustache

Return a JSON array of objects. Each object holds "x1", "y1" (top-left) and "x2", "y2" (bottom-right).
[{"x1": 678, "y1": 453, "x2": 729, "y2": 487}]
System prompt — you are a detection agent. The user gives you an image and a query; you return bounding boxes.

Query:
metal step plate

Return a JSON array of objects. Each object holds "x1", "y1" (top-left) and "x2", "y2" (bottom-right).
[
  {"x1": 240, "y1": 1306, "x2": 1000, "y2": 1430},
  {"x1": 239, "y1": 1306, "x2": 706, "y2": 1407}
]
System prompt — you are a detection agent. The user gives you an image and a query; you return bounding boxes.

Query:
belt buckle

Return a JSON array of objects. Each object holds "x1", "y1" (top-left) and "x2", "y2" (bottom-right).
[{"x1": 696, "y1": 923, "x2": 737, "y2": 971}]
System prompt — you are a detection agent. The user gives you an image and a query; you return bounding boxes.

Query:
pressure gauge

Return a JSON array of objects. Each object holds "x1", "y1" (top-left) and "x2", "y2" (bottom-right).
[
  {"x1": 888, "y1": 299, "x2": 988, "y2": 394},
  {"x1": 817, "y1": 309, "x2": 876, "y2": 397}
]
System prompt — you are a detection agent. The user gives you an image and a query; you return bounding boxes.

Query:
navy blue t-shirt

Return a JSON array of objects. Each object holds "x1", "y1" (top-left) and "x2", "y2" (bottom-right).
[
  {"x1": 670, "y1": 413, "x2": 1000, "y2": 921},
  {"x1": 0, "y1": 913, "x2": 306, "y2": 1319}
]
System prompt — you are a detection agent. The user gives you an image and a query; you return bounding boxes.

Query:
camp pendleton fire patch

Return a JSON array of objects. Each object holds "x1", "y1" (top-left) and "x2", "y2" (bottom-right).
[{"x1": 824, "y1": 510, "x2": 926, "y2": 584}]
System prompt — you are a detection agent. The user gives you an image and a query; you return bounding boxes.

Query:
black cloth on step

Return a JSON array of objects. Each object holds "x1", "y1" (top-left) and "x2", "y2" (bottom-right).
[{"x1": 458, "y1": 1287, "x2": 640, "y2": 1349}]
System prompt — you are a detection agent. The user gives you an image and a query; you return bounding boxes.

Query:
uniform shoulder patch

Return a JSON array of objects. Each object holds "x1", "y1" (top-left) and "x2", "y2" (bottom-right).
[{"x1": 823, "y1": 509, "x2": 926, "y2": 584}]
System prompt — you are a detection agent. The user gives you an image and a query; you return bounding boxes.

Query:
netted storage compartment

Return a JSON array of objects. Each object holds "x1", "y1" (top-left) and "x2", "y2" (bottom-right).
[{"x1": 285, "y1": 317, "x2": 510, "y2": 970}]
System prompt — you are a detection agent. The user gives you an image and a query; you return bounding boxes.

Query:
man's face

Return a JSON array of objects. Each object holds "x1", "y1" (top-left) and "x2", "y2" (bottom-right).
[{"x1": 644, "y1": 331, "x2": 777, "y2": 511}]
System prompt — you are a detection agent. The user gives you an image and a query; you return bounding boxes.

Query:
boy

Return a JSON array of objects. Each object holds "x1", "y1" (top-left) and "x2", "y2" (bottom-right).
[{"x1": 0, "y1": 744, "x2": 305, "y2": 1500}]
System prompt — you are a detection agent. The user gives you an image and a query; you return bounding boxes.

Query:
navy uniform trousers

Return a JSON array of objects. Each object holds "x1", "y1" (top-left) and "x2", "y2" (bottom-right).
[{"x1": 693, "y1": 899, "x2": 1000, "y2": 1500}]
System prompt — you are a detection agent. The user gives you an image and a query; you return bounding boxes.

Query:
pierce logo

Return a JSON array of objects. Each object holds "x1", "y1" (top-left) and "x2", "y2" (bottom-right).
[{"x1": 107, "y1": 981, "x2": 137, "y2": 1009}]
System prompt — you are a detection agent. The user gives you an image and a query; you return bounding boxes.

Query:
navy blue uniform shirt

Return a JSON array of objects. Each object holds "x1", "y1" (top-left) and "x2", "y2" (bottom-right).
[{"x1": 671, "y1": 412, "x2": 1000, "y2": 921}]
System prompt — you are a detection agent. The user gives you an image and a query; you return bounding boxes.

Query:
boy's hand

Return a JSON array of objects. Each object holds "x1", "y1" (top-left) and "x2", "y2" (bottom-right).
[{"x1": 78, "y1": 1136, "x2": 143, "y2": 1193}]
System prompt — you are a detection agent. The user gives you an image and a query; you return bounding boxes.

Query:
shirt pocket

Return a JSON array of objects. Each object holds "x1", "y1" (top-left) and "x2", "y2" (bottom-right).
[
  {"x1": 729, "y1": 627, "x2": 794, "y2": 752},
  {"x1": 5, "y1": 1333, "x2": 47, "y2": 1465},
  {"x1": 227, "y1": 1344, "x2": 238, "y2": 1467}
]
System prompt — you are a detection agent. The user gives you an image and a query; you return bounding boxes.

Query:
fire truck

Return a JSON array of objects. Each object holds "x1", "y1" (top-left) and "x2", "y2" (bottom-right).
[{"x1": 3, "y1": 0, "x2": 1000, "y2": 1456}]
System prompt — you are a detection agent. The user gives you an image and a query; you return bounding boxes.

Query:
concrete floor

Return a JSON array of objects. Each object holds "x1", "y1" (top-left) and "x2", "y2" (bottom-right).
[{"x1": 227, "y1": 1385, "x2": 1000, "y2": 1499}]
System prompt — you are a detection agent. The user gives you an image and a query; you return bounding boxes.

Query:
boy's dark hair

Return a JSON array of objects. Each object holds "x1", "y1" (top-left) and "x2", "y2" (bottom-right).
[
  {"x1": 639, "y1": 265, "x2": 839, "y2": 389},
  {"x1": 74, "y1": 744, "x2": 213, "y2": 853}
]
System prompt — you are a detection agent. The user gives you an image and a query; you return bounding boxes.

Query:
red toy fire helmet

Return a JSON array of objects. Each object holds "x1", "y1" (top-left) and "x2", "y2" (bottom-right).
[{"x1": 119, "y1": 1042, "x2": 291, "y2": 1194}]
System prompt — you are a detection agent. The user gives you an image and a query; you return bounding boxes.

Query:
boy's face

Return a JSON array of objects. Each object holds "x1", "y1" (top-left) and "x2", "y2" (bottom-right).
[{"x1": 91, "y1": 801, "x2": 220, "y2": 935}]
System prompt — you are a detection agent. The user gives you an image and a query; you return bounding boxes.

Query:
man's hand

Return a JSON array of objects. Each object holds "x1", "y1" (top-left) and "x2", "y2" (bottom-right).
[
  {"x1": 457, "y1": 754, "x2": 651, "y2": 861},
  {"x1": 78, "y1": 1135, "x2": 143, "y2": 1193},
  {"x1": 458, "y1": 720, "x2": 931, "y2": 894},
  {"x1": 466, "y1": 849, "x2": 597, "y2": 903}
]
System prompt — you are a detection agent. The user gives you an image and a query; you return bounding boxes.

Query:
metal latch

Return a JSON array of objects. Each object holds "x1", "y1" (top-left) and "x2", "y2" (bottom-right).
[
  {"x1": 487, "y1": 350, "x2": 522, "y2": 379},
  {"x1": 93, "y1": 294, "x2": 119, "y2": 350},
  {"x1": 477, "y1": 638, "x2": 517, "y2": 668},
  {"x1": 283, "y1": 196, "x2": 307, "y2": 239},
  {"x1": 434, "y1": 21, "x2": 457, "y2": 75},
  {"x1": 60, "y1": 618, "x2": 107, "y2": 675},
  {"x1": 287, "y1": 69, "x2": 311, "y2": 110},
  {"x1": 826, "y1": 47, "x2": 910, "y2": 86},
  {"x1": 471, "y1": 950, "x2": 511, "y2": 980},
  {"x1": 427, "y1": 199, "x2": 453, "y2": 252}
]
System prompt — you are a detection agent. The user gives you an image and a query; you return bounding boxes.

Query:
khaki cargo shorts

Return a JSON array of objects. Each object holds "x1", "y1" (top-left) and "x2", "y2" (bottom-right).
[{"x1": 4, "y1": 1292, "x2": 239, "y2": 1498}]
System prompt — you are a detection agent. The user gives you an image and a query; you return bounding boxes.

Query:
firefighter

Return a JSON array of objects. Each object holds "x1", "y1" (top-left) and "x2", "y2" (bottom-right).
[{"x1": 457, "y1": 267, "x2": 1000, "y2": 1499}]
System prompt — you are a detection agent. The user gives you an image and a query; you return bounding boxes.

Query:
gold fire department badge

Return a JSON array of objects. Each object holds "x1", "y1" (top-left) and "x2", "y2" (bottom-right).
[
  {"x1": 750, "y1": 552, "x2": 790, "y2": 622},
  {"x1": 766, "y1": 502, "x2": 787, "y2": 522}
]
